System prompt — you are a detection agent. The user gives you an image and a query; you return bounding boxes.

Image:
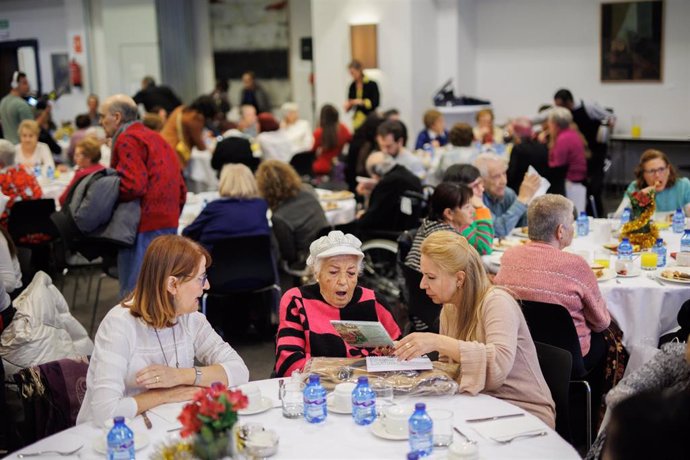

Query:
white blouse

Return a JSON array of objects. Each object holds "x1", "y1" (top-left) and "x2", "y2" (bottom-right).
[
  {"x1": 14, "y1": 142, "x2": 55, "y2": 170},
  {"x1": 0, "y1": 232, "x2": 21, "y2": 293},
  {"x1": 76, "y1": 305, "x2": 249, "y2": 426},
  {"x1": 281, "y1": 119, "x2": 314, "y2": 154}
]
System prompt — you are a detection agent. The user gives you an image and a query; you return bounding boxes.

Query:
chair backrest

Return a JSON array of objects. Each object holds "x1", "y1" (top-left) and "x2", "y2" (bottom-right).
[
  {"x1": 402, "y1": 264, "x2": 442, "y2": 333},
  {"x1": 396, "y1": 228, "x2": 417, "y2": 265},
  {"x1": 399, "y1": 190, "x2": 427, "y2": 230},
  {"x1": 8, "y1": 199, "x2": 57, "y2": 245},
  {"x1": 289, "y1": 151, "x2": 316, "y2": 178},
  {"x1": 520, "y1": 300, "x2": 587, "y2": 377},
  {"x1": 208, "y1": 235, "x2": 278, "y2": 294},
  {"x1": 534, "y1": 341, "x2": 573, "y2": 444}
]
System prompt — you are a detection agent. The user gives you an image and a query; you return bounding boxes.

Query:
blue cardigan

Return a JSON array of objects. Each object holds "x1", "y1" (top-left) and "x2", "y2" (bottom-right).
[
  {"x1": 182, "y1": 198, "x2": 271, "y2": 251},
  {"x1": 415, "y1": 129, "x2": 449, "y2": 150}
]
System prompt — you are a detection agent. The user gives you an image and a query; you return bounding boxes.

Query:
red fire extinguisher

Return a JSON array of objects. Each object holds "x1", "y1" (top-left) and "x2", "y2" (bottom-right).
[{"x1": 70, "y1": 59, "x2": 82, "y2": 88}]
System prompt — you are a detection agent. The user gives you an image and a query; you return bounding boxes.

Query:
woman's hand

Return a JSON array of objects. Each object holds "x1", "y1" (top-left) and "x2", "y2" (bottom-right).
[
  {"x1": 161, "y1": 385, "x2": 200, "y2": 403},
  {"x1": 393, "y1": 333, "x2": 440, "y2": 361},
  {"x1": 136, "y1": 364, "x2": 191, "y2": 389},
  {"x1": 372, "y1": 346, "x2": 394, "y2": 356}
]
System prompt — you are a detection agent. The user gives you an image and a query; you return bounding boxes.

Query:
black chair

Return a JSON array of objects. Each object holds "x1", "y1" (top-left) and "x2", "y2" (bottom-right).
[
  {"x1": 290, "y1": 151, "x2": 316, "y2": 179},
  {"x1": 401, "y1": 265, "x2": 442, "y2": 334},
  {"x1": 520, "y1": 300, "x2": 597, "y2": 449},
  {"x1": 203, "y1": 235, "x2": 281, "y2": 338},
  {"x1": 534, "y1": 341, "x2": 574, "y2": 445},
  {"x1": 8, "y1": 199, "x2": 59, "y2": 280}
]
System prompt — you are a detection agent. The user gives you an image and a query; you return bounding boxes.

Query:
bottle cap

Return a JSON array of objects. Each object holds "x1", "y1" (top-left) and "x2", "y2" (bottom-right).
[
  {"x1": 357, "y1": 376, "x2": 368, "y2": 385},
  {"x1": 308, "y1": 374, "x2": 320, "y2": 384},
  {"x1": 579, "y1": 211, "x2": 586, "y2": 216},
  {"x1": 677, "y1": 208, "x2": 683, "y2": 213},
  {"x1": 415, "y1": 402, "x2": 426, "y2": 411},
  {"x1": 407, "y1": 453, "x2": 420, "y2": 460},
  {"x1": 656, "y1": 238, "x2": 663, "y2": 244},
  {"x1": 113, "y1": 416, "x2": 124, "y2": 424},
  {"x1": 621, "y1": 238, "x2": 629, "y2": 243}
]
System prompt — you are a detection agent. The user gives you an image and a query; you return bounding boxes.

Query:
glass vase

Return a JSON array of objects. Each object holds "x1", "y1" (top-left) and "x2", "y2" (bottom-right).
[{"x1": 193, "y1": 425, "x2": 237, "y2": 460}]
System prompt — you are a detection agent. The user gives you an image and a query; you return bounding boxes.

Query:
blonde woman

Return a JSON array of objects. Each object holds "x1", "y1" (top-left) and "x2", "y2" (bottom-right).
[
  {"x1": 182, "y1": 163, "x2": 270, "y2": 251},
  {"x1": 14, "y1": 119, "x2": 55, "y2": 170},
  {"x1": 394, "y1": 231, "x2": 555, "y2": 427}
]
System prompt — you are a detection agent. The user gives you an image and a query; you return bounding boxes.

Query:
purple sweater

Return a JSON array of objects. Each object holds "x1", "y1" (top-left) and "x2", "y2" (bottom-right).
[{"x1": 549, "y1": 127, "x2": 587, "y2": 182}]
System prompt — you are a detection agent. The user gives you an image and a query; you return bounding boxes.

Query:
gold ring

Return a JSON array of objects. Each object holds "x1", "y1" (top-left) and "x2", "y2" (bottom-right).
[
  {"x1": 155, "y1": 375, "x2": 160, "y2": 383},
  {"x1": 406, "y1": 343, "x2": 412, "y2": 349}
]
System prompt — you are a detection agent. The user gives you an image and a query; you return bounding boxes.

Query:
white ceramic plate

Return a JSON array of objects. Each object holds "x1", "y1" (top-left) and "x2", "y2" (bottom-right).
[
  {"x1": 93, "y1": 432, "x2": 150, "y2": 454},
  {"x1": 238, "y1": 396, "x2": 275, "y2": 416},
  {"x1": 369, "y1": 419, "x2": 408, "y2": 441},
  {"x1": 326, "y1": 393, "x2": 351, "y2": 415},
  {"x1": 596, "y1": 268, "x2": 616, "y2": 283},
  {"x1": 658, "y1": 268, "x2": 690, "y2": 284},
  {"x1": 487, "y1": 253, "x2": 503, "y2": 266},
  {"x1": 511, "y1": 227, "x2": 529, "y2": 238},
  {"x1": 616, "y1": 266, "x2": 641, "y2": 278}
]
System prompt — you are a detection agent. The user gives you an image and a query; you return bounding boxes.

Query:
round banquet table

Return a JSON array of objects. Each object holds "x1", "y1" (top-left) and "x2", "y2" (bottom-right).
[
  {"x1": 489, "y1": 219, "x2": 690, "y2": 375},
  {"x1": 5, "y1": 379, "x2": 579, "y2": 460}
]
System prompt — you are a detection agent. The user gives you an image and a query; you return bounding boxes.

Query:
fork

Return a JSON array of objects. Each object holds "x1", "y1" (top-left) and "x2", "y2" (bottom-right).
[
  {"x1": 491, "y1": 430, "x2": 547, "y2": 444},
  {"x1": 17, "y1": 445, "x2": 83, "y2": 457},
  {"x1": 647, "y1": 272, "x2": 665, "y2": 286}
]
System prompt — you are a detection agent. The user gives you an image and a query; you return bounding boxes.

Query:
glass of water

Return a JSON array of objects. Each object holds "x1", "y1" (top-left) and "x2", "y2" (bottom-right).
[
  {"x1": 369, "y1": 379, "x2": 394, "y2": 416},
  {"x1": 280, "y1": 381, "x2": 305, "y2": 419},
  {"x1": 428, "y1": 409, "x2": 454, "y2": 447}
]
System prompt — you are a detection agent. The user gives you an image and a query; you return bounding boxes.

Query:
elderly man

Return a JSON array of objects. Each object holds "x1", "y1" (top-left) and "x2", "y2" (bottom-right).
[
  {"x1": 356, "y1": 151, "x2": 422, "y2": 235},
  {"x1": 494, "y1": 194, "x2": 610, "y2": 365},
  {"x1": 376, "y1": 120, "x2": 425, "y2": 180},
  {"x1": 548, "y1": 107, "x2": 588, "y2": 213},
  {"x1": 0, "y1": 139, "x2": 42, "y2": 224},
  {"x1": 100, "y1": 94, "x2": 186, "y2": 296},
  {"x1": 474, "y1": 153, "x2": 540, "y2": 237}
]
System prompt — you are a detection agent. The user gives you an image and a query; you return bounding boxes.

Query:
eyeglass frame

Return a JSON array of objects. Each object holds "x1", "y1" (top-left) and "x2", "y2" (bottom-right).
[{"x1": 643, "y1": 165, "x2": 669, "y2": 175}]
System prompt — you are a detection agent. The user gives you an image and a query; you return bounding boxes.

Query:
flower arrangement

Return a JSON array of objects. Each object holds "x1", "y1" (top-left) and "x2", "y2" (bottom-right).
[
  {"x1": 178, "y1": 382, "x2": 248, "y2": 460},
  {"x1": 621, "y1": 188, "x2": 658, "y2": 249}
]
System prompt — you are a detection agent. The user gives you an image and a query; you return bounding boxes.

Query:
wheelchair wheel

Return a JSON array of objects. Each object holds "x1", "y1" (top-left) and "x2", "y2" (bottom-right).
[{"x1": 359, "y1": 239, "x2": 399, "y2": 305}]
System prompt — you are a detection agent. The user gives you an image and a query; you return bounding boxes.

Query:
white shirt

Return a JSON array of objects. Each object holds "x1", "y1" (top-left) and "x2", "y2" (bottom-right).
[
  {"x1": 392, "y1": 148, "x2": 426, "y2": 180},
  {"x1": 281, "y1": 119, "x2": 313, "y2": 154},
  {"x1": 76, "y1": 305, "x2": 249, "y2": 426},
  {"x1": 14, "y1": 142, "x2": 55, "y2": 170},
  {"x1": 0, "y1": 232, "x2": 21, "y2": 294},
  {"x1": 257, "y1": 130, "x2": 294, "y2": 163}
]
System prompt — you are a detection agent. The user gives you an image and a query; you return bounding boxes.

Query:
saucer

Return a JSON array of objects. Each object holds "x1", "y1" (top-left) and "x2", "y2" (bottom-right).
[
  {"x1": 326, "y1": 393, "x2": 351, "y2": 414},
  {"x1": 93, "y1": 432, "x2": 150, "y2": 454},
  {"x1": 370, "y1": 419, "x2": 407, "y2": 441},
  {"x1": 616, "y1": 266, "x2": 641, "y2": 278},
  {"x1": 238, "y1": 396, "x2": 274, "y2": 416}
]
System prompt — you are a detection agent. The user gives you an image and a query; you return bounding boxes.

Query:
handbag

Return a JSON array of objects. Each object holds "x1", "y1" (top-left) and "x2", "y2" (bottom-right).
[{"x1": 175, "y1": 111, "x2": 191, "y2": 165}]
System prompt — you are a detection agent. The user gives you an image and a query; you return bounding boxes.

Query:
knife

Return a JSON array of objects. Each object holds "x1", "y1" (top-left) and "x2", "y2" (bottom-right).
[
  {"x1": 465, "y1": 413, "x2": 524, "y2": 423},
  {"x1": 142, "y1": 410, "x2": 153, "y2": 430}
]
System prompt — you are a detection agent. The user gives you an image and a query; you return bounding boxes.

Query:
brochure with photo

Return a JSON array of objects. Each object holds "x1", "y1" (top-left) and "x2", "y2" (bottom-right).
[{"x1": 330, "y1": 320, "x2": 395, "y2": 348}]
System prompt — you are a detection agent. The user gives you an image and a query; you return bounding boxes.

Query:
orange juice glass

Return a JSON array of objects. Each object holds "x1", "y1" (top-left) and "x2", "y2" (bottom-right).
[{"x1": 641, "y1": 251, "x2": 658, "y2": 270}]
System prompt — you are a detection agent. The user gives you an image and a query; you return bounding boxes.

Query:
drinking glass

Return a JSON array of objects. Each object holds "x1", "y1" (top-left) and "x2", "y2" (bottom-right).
[
  {"x1": 280, "y1": 382, "x2": 305, "y2": 419},
  {"x1": 369, "y1": 379, "x2": 394, "y2": 416},
  {"x1": 593, "y1": 250, "x2": 611, "y2": 269},
  {"x1": 428, "y1": 409, "x2": 454, "y2": 447},
  {"x1": 641, "y1": 250, "x2": 658, "y2": 271}
]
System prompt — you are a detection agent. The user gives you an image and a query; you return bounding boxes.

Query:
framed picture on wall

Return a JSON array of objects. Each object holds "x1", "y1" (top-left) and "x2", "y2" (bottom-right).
[{"x1": 601, "y1": 1, "x2": 664, "y2": 82}]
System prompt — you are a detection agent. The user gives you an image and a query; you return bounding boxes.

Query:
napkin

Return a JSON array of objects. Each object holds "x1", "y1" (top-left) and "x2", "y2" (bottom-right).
[
  {"x1": 148, "y1": 402, "x2": 186, "y2": 424},
  {"x1": 469, "y1": 415, "x2": 545, "y2": 441},
  {"x1": 527, "y1": 165, "x2": 550, "y2": 202}
]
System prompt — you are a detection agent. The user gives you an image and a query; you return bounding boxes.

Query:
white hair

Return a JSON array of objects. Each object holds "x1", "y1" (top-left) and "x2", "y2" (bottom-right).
[
  {"x1": 473, "y1": 152, "x2": 507, "y2": 178},
  {"x1": 548, "y1": 107, "x2": 573, "y2": 130}
]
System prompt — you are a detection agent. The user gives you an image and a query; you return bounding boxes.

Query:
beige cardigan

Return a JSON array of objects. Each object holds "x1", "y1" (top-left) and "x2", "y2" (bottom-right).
[{"x1": 440, "y1": 289, "x2": 556, "y2": 428}]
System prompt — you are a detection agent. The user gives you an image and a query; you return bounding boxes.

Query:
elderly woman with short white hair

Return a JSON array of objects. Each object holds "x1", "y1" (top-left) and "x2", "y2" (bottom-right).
[
  {"x1": 274, "y1": 230, "x2": 401, "y2": 377},
  {"x1": 279, "y1": 101, "x2": 313, "y2": 154}
]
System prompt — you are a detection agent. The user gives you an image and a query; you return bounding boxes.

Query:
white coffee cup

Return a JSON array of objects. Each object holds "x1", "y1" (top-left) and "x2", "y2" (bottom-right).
[
  {"x1": 677, "y1": 252, "x2": 690, "y2": 267},
  {"x1": 332, "y1": 382, "x2": 356, "y2": 411},
  {"x1": 380, "y1": 405, "x2": 410, "y2": 436},
  {"x1": 239, "y1": 384, "x2": 262, "y2": 412},
  {"x1": 593, "y1": 221, "x2": 612, "y2": 243}
]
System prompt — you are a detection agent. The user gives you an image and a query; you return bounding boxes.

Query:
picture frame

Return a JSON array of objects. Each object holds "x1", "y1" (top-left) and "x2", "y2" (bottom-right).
[{"x1": 601, "y1": 1, "x2": 664, "y2": 82}]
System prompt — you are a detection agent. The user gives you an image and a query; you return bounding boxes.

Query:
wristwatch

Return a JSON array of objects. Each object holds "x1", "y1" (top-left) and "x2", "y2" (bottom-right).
[{"x1": 193, "y1": 366, "x2": 202, "y2": 386}]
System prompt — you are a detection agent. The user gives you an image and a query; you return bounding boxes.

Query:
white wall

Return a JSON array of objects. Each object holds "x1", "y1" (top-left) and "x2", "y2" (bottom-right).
[
  {"x1": 288, "y1": 0, "x2": 315, "y2": 126},
  {"x1": 474, "y1": 0, "x2": 690, "y2": 135}
]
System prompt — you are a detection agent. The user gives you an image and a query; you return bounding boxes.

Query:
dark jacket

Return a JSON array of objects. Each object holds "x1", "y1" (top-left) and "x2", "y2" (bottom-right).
[
  {"x1": 211, "y1": 136, "x2": 259, "y2": 176},
  {"x1": 133, "y1": 85, "x2": 182, "y2": 113},
  {"x1": 182, "y1": 198, "x2": 271, "y2": 252},
  {"x1": 358, "y1": 164, "x2": 423, "y2": 233},
  {"x1": 347, "y1": 79, "x2": 380, "y2": 119},
  {"x1": 507, "y1": 140, "x2": 566, "y2": 196}
]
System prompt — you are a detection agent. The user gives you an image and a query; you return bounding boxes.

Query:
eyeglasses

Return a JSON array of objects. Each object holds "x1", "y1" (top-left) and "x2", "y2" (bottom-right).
[
  {"x1": 197, "y1": 273, "x2": 208, "y2": 287},
  {"x1": 643, "y1": 166, "x2": 668, "y2": 175}
]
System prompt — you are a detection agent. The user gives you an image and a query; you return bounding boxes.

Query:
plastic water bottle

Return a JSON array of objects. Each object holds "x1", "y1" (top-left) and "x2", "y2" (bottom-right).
[
  {"x1": 351, "y1": 376, "x2": 376, "y2": 426},
  {"x1": 672, "y1": 208, "x2": 685, "y2": 233},
  {"x1": 106, "y1": 416, "x2": 135, "y2": 460},
  {"x1": 303, "y1": 374, "x2": 327, "y2": 424},
  {"x1": 653, "y1": 238, "x2": 666, "y2": 268},
  {"x1": 33, "y1": 165, "x2": 41, "y2": 177},
  {"x1": 617, "y1": 237, "x2": 633, "y2": 261},
  {"x1": 46, "y1": 165, "x2": 54, "y2": 180},
  {"x1": 621, "y1": 207, "x2": 631, "y2": 226},
  {"x1": 577, "y1": 211, "x2": 589, "y2": 236},
  {"x1": 409, "y1": 402, "x2": 433, "y2": 457},
  {"x1": 681, "y1": 230, "x2": 690, "y2": 255}
]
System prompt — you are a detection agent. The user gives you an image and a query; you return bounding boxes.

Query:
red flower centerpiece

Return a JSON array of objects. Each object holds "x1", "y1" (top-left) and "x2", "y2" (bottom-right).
[
  {"x1": 620, "y1": 188, "x2": 658, "y2": 249},
  {"x1": 178, "y1": 382, "x2": 248, "y2": 460}
]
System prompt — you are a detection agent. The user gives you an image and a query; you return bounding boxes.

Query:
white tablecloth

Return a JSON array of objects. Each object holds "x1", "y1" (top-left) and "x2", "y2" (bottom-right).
[
  {"x1": 187, "y1": 148, "x2": 218, "y2": 192},
  {"x1": 490, "y1": 220, "x2": 690, "y2": 375},
  {"x1": 37, "y1": 171, "x2": 74, "y2": 208},
  {"x1": 6, "y1": 379, "x2": 578, "y2": 459}
]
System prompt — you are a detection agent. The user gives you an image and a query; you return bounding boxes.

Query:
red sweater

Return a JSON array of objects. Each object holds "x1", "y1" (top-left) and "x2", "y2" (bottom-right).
[
  {"x1": 110, "y1": 123, "x2": 186, "y2": 233},
  {"x1": 312, "y1": 123, "x2": 352, "y2": 175}
]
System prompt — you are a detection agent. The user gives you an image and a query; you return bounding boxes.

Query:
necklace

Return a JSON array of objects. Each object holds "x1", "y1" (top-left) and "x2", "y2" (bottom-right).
[{"x1": 154, "y1": 325, "x2": 180, "y2": 368}]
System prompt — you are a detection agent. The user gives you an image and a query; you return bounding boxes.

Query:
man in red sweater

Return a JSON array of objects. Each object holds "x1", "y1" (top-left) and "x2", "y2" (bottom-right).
[{"x1": 100, "y1": 94, "x2": 186, "y2": 296}]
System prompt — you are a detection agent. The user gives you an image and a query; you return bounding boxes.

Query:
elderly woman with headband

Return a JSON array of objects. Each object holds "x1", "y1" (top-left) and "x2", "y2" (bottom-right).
[
  {"x1": 394, "y1": 231, "x2": 555, "y2": 427},
  {"x1": 274, "y1": 231, "x2": 401, "y2": 377},
  {"x1": 77, "y1": 235, "x2": 249, "y2": 426}
]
